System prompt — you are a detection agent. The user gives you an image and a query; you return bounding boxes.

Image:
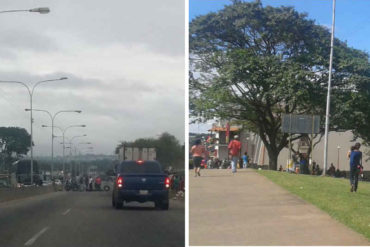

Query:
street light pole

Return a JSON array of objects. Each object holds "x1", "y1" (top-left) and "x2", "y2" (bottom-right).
[
  {"x1": 0, "y1": 77, "x2": 67, "y2": 184},
  {"x1": 0, "y1": 7, "x2": 50, "y2": 14},
  {"x1": 69, "y1": 135, "x2": 87, "y2": 155},
  {"x1": 323, "y1": 0, "x2": 336, "y2": 176},
  {"x1": 26, "y1": 109, "x2": 81, "y2": 178},
  {"x1": 337, "y1": 145, "x2": 340, "y2": 170},
  {"x1": 62, "y1": 125, "x2": 86, "y2": 178},
  {"x1": 68, "y1": 135, "x2": 87, "y2": 174},
  {"x1": 42, "y1": 125, "x2": 85, "y2": 180}
]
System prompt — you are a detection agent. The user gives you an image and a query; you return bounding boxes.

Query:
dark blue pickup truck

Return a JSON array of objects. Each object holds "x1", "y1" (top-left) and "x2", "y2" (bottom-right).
[{"x1": 112, "y1": 160, "x2": 170, "y2": 210}]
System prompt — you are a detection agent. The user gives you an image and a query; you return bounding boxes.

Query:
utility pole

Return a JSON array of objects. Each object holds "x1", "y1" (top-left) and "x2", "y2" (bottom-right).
[{"x1": 323, "y1": 0, "x2": 336, "y2": 176}]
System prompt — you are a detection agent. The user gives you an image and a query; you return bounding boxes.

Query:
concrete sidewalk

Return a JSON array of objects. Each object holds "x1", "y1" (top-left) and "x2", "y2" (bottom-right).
[{"x1": 189, "y1": 169, "x2": 370, "y2": 246}]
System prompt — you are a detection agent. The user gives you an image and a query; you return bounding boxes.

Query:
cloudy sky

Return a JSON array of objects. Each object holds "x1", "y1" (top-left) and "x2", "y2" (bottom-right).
[{"x1": 0, "y1": 0, "x2": 185, "y2": 156}]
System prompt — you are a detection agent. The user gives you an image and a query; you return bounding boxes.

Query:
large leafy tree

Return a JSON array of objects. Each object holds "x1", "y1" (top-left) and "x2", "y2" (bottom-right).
[
  {"x1": 115, "y1": 132, "x2": 184, "y2": 170},
  {"x1": 190, "y1": 0, "x2": 370, "y2": 170},
  {"x1": 0, "y1": 127, "x2": 31, "y2": 172}
]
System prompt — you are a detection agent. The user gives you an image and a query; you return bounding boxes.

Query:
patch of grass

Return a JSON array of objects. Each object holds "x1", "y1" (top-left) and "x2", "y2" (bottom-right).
[{"x1": 258, "y1": 170, "x2": 370, "y2": 240}]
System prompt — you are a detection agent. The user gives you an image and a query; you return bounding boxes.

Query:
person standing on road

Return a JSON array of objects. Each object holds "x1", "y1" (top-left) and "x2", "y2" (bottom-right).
[
  {"x1": 84, "y1": 175, "x2": 89, "y2": 191},
  {"x1": 173, "y1": 175, "x2": 180, "y2": 192},
  {"x1": 242, "y1": 152, "x2": 248, "y2": 168},
  {"x1": 180, "y1": 176, "x2": 185, "y2": 191},
  {"x1": 207, "y1": 158, "x2": 212, "y2": 169},
  {"x1": 95, "y1": 176, "x2": 102, "y2": 191},
  {"x1": 349, "y1": 142, "x2": 362, "y2": 192},
  {"x1": 228, "y1": 135, "x2": 241, "y2": 174},
  {"x1": 191, "y1": 139, "x2": 206, "y2": 177},
  {"x1": 88, "y1": 176, "x2": 93, "y2": 191}
]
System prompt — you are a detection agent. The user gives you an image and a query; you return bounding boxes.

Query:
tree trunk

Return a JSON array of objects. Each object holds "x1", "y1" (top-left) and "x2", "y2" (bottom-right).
[{"x1": 268, "y1": 150, "x2": 279, "y2": 170}]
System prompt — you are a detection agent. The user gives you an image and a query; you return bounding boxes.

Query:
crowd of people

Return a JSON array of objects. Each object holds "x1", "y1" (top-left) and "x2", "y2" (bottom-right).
[
  {"x1": 62, "y1": 174, "x2": 104, "y2": 191},
  {"x1": 170, "y1": 175, "x2": 185, "y2": 192},
  {"x1": 191, "y1": 135, "x2": 247, "y2": 176},
  {"x1": 191, "y1": 134, "x2": 365, "y2": 193}
]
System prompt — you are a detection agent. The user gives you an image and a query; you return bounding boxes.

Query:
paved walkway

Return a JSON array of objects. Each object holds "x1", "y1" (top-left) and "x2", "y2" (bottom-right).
[{"x1": 189, "y1": 169, "x2": 370, "y2": 246}]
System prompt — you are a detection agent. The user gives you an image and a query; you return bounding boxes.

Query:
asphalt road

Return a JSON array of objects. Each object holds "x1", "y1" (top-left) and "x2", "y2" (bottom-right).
[{"x1": 0, "y1": 190, "x2": 184, "y2": 247}]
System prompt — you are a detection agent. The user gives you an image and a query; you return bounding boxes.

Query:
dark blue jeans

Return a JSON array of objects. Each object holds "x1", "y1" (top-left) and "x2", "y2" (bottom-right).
[{"x1": 349, "y1": 166, "x2": 359, "y2": 190}]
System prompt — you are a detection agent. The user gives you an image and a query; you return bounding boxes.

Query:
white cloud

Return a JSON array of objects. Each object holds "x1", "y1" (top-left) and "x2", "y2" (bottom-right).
[{"x1": 0, "y1": 0, "x2": 185, "y2": 156}]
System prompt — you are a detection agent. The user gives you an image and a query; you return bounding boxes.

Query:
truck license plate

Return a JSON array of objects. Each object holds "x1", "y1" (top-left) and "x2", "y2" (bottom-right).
[{"x1": 139, "y1": 190, "x2": 148, "y2": 195}]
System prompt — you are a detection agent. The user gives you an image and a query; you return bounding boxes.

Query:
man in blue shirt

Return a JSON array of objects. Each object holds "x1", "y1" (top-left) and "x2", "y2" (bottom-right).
[{"x1": 349, "y1": 143, "x2": 362, "y2": 192}]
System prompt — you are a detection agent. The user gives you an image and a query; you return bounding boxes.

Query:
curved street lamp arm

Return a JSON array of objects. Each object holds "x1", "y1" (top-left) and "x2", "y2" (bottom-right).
[
  {"x1": 0, "y1": 80, "x2": 31, "y2": 96},
  {"x1": 53, "y1": 126, "x2": 63, "y2": 134},
  {"x1": 71, "y1": 135, "x2": 87, "y2": 142},
  {"x1": 31, "y1": 78, "x2": 67, "y2": 95},
  {"x1": 52, "y1": 110, "x2": 81, "y2": 121},
  {"x1": 0, "y1": 8, "x2": 50, "y2": 14},
  {"x1": 27, "y1": 108, "x2": 52, "y2": 120},
  {"x1": 63, "y1": 125, "x2": 85, "y2": 133},
  {"x1": 0, "y1": 10, "x2": 29, "y2": 14},
  {"x1": 42, "y1": 124, "x2": 63, "y2": 134}
]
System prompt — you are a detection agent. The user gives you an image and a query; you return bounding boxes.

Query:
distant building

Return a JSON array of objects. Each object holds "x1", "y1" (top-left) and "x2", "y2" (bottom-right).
[
  {"x1": 208, "y1": 120, "x2": 262, "y2": 164},
  {"x1": 87, "y1": 165, "x2": 98, "y2": 177},
  {"x1": 208, "y1": 120, "x2": 369, "y2": 171},
  {"x1": 278, "y1": 131, "x2": 369, "y2": 172}
]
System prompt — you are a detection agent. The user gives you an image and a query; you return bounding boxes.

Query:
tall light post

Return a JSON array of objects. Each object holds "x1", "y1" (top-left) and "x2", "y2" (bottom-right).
[
  {"x1": 25, "y1": 109, "x2": 81, "y2": 178},
  {"x1": 74, "y1": 142, "x2": 91, "y2": 175},
  {"x1": 77, "y1": 142, "x2": 92, "y2": 156},
  {"x1": 337, "y1": 145, "x2": 341, "y2": 170},
  {"x1": 68, "y1": 135, "x2": 87, "y2": 177},
  {"x1": 323, "y1": 0, "x2": 336, "y2": 176},
  {"x1": 62, "y1": 125, "x2": 86, "y2": 178},
  {"x1": 42, "y1": 124, "x2": 86, "y2": 179},
  {"x1": 68, "y1": 135, "x2": 87, "y2": 156},
  {"x1": 0, "y1": 7, "x2": 50, "y2": 14},
  {"x1": 0, "y1": 77, "x2": 67, "y2": 184},
  {"x1": 85, "y1": 146, "x2": 94, "y2": 155}
]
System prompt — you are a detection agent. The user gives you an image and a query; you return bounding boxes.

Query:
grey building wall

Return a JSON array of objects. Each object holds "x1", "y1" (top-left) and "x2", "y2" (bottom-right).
[{"x1": 277, "y1": 131, "x2": 369, "y2": 171}]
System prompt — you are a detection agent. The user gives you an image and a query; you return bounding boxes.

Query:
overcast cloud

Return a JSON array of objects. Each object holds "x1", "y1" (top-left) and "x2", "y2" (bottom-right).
[{"x1": 0, "y1": 0, "x2": 185, "y2": 156}]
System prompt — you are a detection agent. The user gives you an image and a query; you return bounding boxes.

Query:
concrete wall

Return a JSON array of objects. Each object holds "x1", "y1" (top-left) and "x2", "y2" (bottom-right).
[
  {"x1": 234, "y1": 130, "x2": 369, "y2": 171},
  {"x1": 213, "y1": 128, "x2": 370, "y2": 172},
  {"x1": 278, "y1": 131, "x2": 370, "y2": 171}
]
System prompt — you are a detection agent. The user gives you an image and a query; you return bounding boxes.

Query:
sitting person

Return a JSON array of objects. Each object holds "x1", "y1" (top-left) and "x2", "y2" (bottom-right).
[{"x1": 327, "y1": 163, "x2": 336, "y2": 176}]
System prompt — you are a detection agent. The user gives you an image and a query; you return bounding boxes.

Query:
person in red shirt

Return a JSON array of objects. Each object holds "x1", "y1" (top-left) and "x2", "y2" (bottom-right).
[
  {"x1": 191, "y1": 139, "x2": 206, "y2": 177},
  {"x1": 228, "y1": 135, "x2": 241, "y2": 174},
  {"x1": 95, "y1": 176, "x2": 102, "y2": 190}
]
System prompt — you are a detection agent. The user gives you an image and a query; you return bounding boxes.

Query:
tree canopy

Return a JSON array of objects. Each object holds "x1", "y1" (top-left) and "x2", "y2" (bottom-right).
[
  {"x1": 0, "y1": 127, "x2": 31, "y2": 172},
  {"x1": 115, "y1": 132, "x2": 184, "y2": 170},
  {"x1": 190, "y1": 0, "x2": 370, "y2": 170},
  {"x1": 0, "y1": 127, "x2": 30, "y2": 156}
]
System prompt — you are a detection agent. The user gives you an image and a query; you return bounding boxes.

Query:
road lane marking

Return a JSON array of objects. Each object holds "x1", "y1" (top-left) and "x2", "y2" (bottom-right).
[
  {"x1": 62, "y1": 208, "x2": 71, "y2": 215},
  {"x1": 24, "y1": 227, "x2": 49, "y2": 246}
]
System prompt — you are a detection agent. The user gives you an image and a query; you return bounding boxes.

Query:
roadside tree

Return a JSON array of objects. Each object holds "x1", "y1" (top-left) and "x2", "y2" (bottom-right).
[
  {"x1": 190, "y1": 0, "x2": 370, "y2": 170},
  {"x1": 115, "y1": 132, "x2": 184, "y2": 170},
  {"x1": 0, "y1": 127, "x2": 31, "y2": 172}
]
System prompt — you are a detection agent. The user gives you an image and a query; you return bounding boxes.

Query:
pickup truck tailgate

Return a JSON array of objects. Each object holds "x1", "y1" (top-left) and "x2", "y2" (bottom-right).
[{"x1": 123, "y1": 174, "x2": 166, "y2": 190}]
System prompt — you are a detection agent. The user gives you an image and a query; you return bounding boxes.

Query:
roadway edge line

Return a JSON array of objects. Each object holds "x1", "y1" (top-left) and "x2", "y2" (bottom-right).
[
  {"x1": 62, "y1": 208, "x2": 71, "y2": 215},
  {"x1": 24, "y1": 226, "x2": 49, "y2": 246}
]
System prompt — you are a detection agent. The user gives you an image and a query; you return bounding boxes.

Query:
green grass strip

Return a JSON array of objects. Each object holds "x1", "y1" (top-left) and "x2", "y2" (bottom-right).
[{"x1": 258, "y1": 170, "x2": 370, "y2": 240}]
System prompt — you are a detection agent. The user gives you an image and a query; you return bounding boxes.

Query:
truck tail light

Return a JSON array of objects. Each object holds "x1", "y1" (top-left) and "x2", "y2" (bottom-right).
[
  {"x1": 165, "y1": 177, "x2": 170, "y2": 189},
  {"x1": 117, "y1": 176, "x2": 123, "y2": 188}
]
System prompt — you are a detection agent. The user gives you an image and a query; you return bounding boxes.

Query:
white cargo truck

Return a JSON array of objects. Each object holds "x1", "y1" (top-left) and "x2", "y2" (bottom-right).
[{"x1": 118, "y1": 146, "x2": 156, "y2": 161}]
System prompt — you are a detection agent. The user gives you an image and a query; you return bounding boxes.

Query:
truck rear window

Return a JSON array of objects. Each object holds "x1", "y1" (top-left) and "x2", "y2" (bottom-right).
[{"x1": 118, "y1": 161, "x2": 162, "y2": 174}]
